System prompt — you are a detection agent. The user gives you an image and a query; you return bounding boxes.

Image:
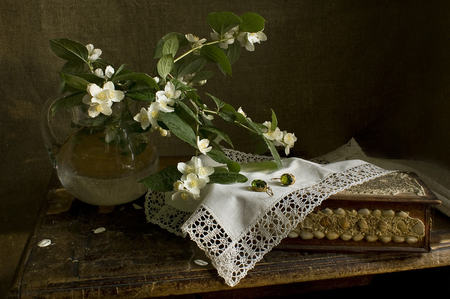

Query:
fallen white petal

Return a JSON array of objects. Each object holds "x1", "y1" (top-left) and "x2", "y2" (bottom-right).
[
  {"x1": 93, "y1": 227, "x2": 106, "y2": 234},
  {"x1": 37, "y1": 239, "x2": 52, "y2": 247}
]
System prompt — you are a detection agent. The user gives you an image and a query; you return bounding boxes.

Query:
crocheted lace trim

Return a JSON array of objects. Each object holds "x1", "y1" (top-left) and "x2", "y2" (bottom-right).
[{"x1": 145, "y1": 148, "x2": 392, "y2": 286}]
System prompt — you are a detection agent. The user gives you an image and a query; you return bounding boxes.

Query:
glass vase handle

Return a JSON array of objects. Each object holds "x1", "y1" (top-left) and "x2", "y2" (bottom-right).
[{"x1": 40, "y1": 96, "x2": 65, "y2": 168}]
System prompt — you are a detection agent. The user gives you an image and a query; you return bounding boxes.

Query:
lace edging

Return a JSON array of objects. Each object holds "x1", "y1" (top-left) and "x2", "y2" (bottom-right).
[{"x1": 181, "y1": 163, "x2": 393, "y2": 287}]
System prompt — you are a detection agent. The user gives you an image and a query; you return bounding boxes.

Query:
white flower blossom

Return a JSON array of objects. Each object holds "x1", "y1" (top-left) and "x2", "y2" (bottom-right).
[
  {"x1": 262, "y1": 121, "x2": 283, "y2": 146},
  {"x1": 172, "y1": 180, "x2": 200, "y2": 202},
  {"x1": 210, "y1": 26, "x2": 238, "y2": 49},
  {"x1": 177, "y1": 156, "x2": 214, "y2": 182},
  {"x1": 83, "y1": 98, "x2": 112, "y2": 117},
  {"x1": 133, "y1": 107, "x2": 151, "y2": 130},
  {"x1": 156, "y1": 94, "x2": 175, "y2": 113},
  {"x1": 148, "y1": 102, "x2": 162, "y2": 130},
  {"x1": 237, "y1": 107, "x2": 247, "y2": 117},
  {"x1": 94, "y1": 65, "x2": 115, "y2": 79},
  {"x1": 283, "y1": 132, "x2": 297, "y2": 156},
  {"x1": 86, "y1": 44, "x2": 102, "y2": 62},
  {"x1": 197, "y1": 136, "x2": 212, "y2": 155},
  {"x1": 185, "y1": 34, "x2": 206, "y2": 54},
  {"x1": 156, "y1": 81, "x2": 181, "y2": 100},
  {"x1": 82, "y1": 82, "x2": 123, "y2": 118},
  {"x1": 183, "y1": 173, "x2": 207, "y2": 196},
  {"x1": 103, "y1": 126, "x2": 117, "y2": 143},
  {"x1": 159, "y1": 127, "x2": 171, "y2": 137},
  {"x1": 237, "y1": 31, "x2": 267, "y2": 51}
]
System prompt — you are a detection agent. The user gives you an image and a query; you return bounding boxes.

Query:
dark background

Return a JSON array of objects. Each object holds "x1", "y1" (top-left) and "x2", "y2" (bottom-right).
[{"x1": 1, "y1": 1, "x2": 450, "y2": 297}]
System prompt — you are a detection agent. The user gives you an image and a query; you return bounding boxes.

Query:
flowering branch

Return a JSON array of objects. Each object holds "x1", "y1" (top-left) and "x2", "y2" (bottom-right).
[{"x1": 49, "y1": 11, "x2": 297, "y2": 208}]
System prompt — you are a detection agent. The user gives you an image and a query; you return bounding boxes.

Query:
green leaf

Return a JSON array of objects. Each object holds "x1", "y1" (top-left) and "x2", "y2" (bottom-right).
[
  {"x1": 239, "y1": 13, "x2": 266, "y2": 32},
  {"x1": 223, "y1": 41, "x2": 241, "y2": 65},
  {"x1": 240, "y1": 161, "x2": 278, "y2": 172},
  {"x1": 139, "y1": 165, "x2": 181, "y2": 192},
  {"x1": 227, "y1": 161, "x2": 241, "y2": 173},
  {"x1": 113, "y1": 72, "x2": 159, "y2": 90},
  {"x1": 157, "y1": 54, "x2": 175, "y2": 80},
  {"x1": 162, "y1": 35, "x2": 179, "y2": 58},
  {"x1": 50, "y1": 38, "x2": 88, "y2": 63},
  {"x1": 125, "y1": 90, "x2": 155, "y2": 102},
  {"x1": 206, "y1": 149, "x2": 241, "y2": 173},
  {"x1": 200, "y1": 126, "x2": 233, "y2": 148},
  {"x1": 207, "y1": 11, "x2": 241, "y2": 35},
  {"x1": 50, "y1": 92, "x2": 85, "y2": 115},
  {"x1": 270, "y1": 109, "x2": 278, "y2": 131},
  {"x1": 200, "y1": 45, "x2": 232, "y2": 75},
  {"x1": 158, "y1": 111, "x2": 197, "y2": 148},
  {"x1": 263, "y1": 136, "x2": 282, "y2": 169},
  {"x1": 176, "y1": 100, "x2": 201, "y2": 124},
  {"x1": 218, "y1": 103, "x2": 238, "y2": 123},
  {"x1": 209, "y1": 169, "x2": 248, "y2": 184},
  {"x1": 153, "y1": 32, "x2": 188, "y2": 59},
  {"x1": 191, "y1": 70, "x2": 215, "y2": 83},
  {"x1": 207, "y1": 148, "x2": 234, "y2": 164},
  {"x1": 58, "y1": 72, "x2": 90, "y2": 91},
  {"x1": 175, "y1": 56, "x2": 207, "y2": 79},
  {"x1": 206, "y1": 93, "x2": 225, "y2": 110},
  {"x1": 61, "y1": 61, "x2": 86, "y2": 73}
]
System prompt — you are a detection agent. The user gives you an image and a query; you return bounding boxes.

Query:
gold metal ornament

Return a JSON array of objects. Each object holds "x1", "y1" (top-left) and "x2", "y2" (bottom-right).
[
  {"x1": 272, "y1": 173, "x2": 296, "y2": 186},
  {"x1": 251, "y1": 179, "x2": 274, "y2": 196}
]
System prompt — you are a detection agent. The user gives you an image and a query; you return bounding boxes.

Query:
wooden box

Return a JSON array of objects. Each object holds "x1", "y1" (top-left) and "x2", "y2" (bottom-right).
[{"x1": 278, "y1": 172, "x2": 441, "y2": 253}]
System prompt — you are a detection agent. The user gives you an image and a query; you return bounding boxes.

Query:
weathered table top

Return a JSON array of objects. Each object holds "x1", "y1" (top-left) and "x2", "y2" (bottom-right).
[{"x1": 7, "y1": 160, "x2": 450, "y2": 299}]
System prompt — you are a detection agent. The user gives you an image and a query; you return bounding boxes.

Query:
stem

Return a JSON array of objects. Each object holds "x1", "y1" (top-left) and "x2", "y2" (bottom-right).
[
  {"x1": 174, "y1": 36, "x2": 235, "y2": 63},
  {"x1": 202, "y1": 108, "x2": 258, "y2": 134}
]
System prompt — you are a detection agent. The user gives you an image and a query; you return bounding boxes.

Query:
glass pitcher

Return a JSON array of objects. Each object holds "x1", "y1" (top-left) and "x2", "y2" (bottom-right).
[{"x1": 41, "y1": 96, "x2": 159, "y2": 206}]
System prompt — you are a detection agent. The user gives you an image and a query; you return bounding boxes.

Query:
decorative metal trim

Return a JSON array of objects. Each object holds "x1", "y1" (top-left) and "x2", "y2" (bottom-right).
[{"x1": 288, "y1": 207, "x2": 425, "y2": 244}]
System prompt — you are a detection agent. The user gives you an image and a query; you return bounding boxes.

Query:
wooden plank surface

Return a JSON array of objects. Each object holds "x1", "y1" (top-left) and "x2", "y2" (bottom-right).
[{"x1": 7, "y1": 166, "x2": 450, "y2": 299}]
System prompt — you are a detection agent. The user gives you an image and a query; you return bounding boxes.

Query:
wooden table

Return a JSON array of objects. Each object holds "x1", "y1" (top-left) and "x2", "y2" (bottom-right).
[{"x1": 7, "y1": 163, "x2": 450, "y2": 298}]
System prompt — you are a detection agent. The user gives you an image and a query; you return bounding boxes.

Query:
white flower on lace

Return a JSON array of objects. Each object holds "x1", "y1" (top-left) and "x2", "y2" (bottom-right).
[
  {"x1": 178, "y1": 156, "x2": 214, "y2": 182},
  {"x1": 133, "y1": 107, "x2": 151, "y2": 130},
  {"x1": 197, "y1": 137, "x2": 212, "y2": 155},
  {"x1": 172, "y1": 180, "x2": 201, "y2": 202},
  {"x1": 210, "y1": 26, "x2": 238, "y2": 49},
  {"x1": 178, "y1": 159, "x2": 196, "y2": 179},
  {"x1": 86, "y1": 44, "x2": 102, "y2": 62},
  {"x1": 283, "y1": 132, "x2": 297, "y2": 156},
  {"x1": 183, "y1": 173, "x2": 207, "y2": 196},
  {"x1": 237, "y1": 31, "x2": 267, "y2": 51}
]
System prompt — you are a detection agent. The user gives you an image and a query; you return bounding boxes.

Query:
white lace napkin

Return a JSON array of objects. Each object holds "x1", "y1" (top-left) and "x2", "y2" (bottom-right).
[{"x1": 145, "y1": 148, "x2": 392, "y2": 286}]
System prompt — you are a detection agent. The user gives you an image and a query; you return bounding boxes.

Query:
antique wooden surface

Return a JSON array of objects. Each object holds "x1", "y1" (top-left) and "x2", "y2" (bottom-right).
[{"x1": 7, "y1": 162, "x2": 450, "y2": 298}]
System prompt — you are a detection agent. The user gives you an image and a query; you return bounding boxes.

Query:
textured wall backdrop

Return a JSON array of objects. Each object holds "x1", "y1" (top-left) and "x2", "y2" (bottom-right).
[{"x1": 1, "y1": 0, "x2": 450, "y2": 296}]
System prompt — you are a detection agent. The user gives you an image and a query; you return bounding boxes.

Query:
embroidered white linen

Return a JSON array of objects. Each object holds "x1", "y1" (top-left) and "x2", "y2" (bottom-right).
[{"x1": 145, "y1": 150, "x2": 392, "y2": 286}]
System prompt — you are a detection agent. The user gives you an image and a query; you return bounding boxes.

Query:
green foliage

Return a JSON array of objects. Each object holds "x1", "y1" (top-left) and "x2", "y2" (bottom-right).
[
  {"x1": 207, "y1": 12, "x2": 241, "y2": 35},
  {"x1": 139, "y1": 165, "x2": 181, "y2": 192},
  {"x1": 200, "y1": 45, "x2": 232, "y2": 75},
  {"x1": 48, "y1": 11, "x2": 295, "y2": 199},
  {"x1": 50, "y1": 38, "x2": 88, "y2": 63}
]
